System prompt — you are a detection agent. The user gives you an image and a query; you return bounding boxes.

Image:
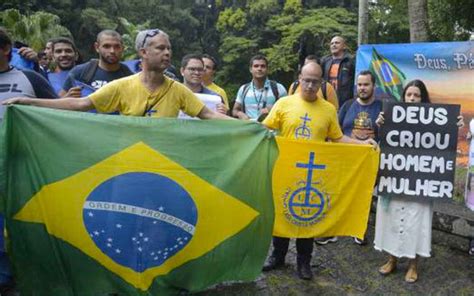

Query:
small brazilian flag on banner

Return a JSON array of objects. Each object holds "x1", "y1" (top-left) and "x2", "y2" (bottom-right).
[
  {"x1": 369, "y1": 47, "x2": 406, "y2": 101},
  {"x1": 0, "y1": 105, "x2": 276, "y2": 295}
]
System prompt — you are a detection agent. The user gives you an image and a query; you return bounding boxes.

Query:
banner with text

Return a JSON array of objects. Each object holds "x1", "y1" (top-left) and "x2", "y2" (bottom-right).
[
  {"x1": 356, "y1": 42, "x2": 473, "y2": 166},
  {"x1": 378, "y1": 102, "x2": 460, "y2": 200}
]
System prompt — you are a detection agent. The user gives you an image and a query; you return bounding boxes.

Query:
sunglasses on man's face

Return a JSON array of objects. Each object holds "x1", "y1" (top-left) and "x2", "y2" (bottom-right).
[{"x1": 141, "y1": 29, "x2": 161, "y2": 48}]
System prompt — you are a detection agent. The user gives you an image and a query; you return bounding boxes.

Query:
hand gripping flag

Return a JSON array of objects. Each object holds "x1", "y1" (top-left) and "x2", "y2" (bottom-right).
[
  {"x1": 0, "y1": 105, "x2": 276, "y2": 295},
  {"x1": 369, "y1": 47, "x2": 406, "y2": 101},
  {"x1": 272, "y1": 137, "x2": 379, "y2": 239}
]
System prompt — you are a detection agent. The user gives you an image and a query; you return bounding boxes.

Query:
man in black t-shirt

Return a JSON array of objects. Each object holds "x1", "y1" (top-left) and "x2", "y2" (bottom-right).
[
  {"x1": 320, "y1": 36, "x2": 355, "y2": 107},
  {"x1": 61, "y1": 30, "x2": 132, "y2": 97}
]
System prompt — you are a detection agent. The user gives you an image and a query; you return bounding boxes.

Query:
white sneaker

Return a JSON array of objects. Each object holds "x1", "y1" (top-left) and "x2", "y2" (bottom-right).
[{"x1": 314, "y1": 236, "x2": 338, "y2": 245}]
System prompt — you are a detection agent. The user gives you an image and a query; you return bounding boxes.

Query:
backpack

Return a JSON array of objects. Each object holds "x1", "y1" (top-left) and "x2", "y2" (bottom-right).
[
  {"x1": 240, "y1": 80, "x2": 280, "y2": 113},
  {"x1": 78, "y1": 59, "x2": 133, "y2": 85},
  {"x1": 290, "y1": 80, "x2": 328, "y2": 100}
]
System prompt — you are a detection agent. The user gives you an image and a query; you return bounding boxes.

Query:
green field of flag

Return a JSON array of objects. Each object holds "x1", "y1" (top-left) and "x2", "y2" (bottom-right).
[{"x1": 0, "y1": 105, "x2": 276, "y2": 295}]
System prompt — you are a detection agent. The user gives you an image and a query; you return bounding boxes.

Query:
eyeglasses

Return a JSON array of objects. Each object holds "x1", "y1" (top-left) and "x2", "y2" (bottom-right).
[
  {"x1": 140, "y1": 29, "x2": 161, "y2": 48},
  {"x1": 185, "y1": 67, "x2": 204, "y2": 73},
  {"x1": 301, "y1": 78, "x2": 322, "y2": 86}
]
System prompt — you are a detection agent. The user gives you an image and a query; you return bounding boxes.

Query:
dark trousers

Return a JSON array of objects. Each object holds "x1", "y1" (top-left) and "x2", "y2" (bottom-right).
[{"x1": 271, "y1": 236, "x2": 313, "y2": 264}]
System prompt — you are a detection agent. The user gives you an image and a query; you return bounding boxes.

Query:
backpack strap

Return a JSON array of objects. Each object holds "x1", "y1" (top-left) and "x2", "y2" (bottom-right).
[
  {"x1": 79, "y1": 59, "x2": 99, "y2": 85},
  {"x1": 290, "y1": 80, "x2": 299, "y2": 95},
  {"x1": 321, "y1": 81, "x2": 327, "y2": 100},
  {"x1": 240, "y1": 83, "x2": 251, "y2": 113},
  {"x1": 269, "y1": 80, "x2": 280, "y2": 101}
]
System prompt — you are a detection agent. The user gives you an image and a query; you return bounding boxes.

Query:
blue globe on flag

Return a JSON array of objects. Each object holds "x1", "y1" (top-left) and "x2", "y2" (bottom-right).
[{"x1": 83, "y1": 172, "x2": 197, "y2": 272}]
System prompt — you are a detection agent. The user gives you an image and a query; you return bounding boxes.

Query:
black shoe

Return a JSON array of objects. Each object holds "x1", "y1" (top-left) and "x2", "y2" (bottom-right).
[
  {"x1": 262, "y1": 256, "x2": 285, "y2": 271},
  {"x1": 297, "y1": 261, "x2": 313, "y2": 280}
]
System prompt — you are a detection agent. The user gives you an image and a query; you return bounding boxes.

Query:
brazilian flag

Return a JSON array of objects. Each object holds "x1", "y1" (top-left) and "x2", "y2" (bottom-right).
[
  {"x1": 369, "y1": 47, "x2": 406, "y2": 101},
  {"x1": 0, "y1": 105, "x2": 276, "y2": 295}
]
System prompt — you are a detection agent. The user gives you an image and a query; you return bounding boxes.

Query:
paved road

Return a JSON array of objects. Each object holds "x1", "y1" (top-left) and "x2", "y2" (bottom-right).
[{"x1": 199, "y1": 223, "x2": 474, "y2": 295}]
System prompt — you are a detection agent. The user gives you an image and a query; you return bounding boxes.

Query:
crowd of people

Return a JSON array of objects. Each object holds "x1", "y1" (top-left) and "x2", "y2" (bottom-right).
[{"x1": 0, "y1": 26, "x2": 473, "y2": 293}]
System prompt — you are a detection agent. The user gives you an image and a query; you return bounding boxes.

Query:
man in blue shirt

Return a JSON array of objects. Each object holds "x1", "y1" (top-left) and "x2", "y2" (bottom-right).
[
  {"x1": 338, "y1": 70, "x2": 382, "y2": 245},
  {"x1": 232, "y1": 55, "x2": 287, "y2": 121},
  {"x1": 47, "y1": 37, "x2": 78, "y2": 95},
  {"x1": 338, "y1": 70, "x2": 382, "y2": 143},
  {"x1": 61, "y1": 30, "x2": 133, "y2": 97}
]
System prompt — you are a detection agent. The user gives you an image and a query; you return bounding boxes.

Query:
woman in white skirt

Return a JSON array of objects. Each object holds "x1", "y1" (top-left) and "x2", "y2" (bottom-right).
[{"x1": 374, "y1": 79, "x2": 464, "y2": 283}]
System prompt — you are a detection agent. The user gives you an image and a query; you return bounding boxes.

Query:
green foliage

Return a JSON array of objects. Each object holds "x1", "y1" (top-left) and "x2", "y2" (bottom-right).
[
  {"x1": 80, "y1": 9, "x2": 118, "y2": 32},
  {"x1": 0, "y1": 9, "x2": 71, "y2": 51},
  {"x1": 428, "y1": 0, "x2": 472, "y2": 41},
  {"x1": 5, "y1": 0, "x2": 468, "y2": 98},
  {"x1": 216, "y1": 8, "x2": 247, "y2": 33},
  {"x1": 117, "y1": 17, "x2": 150, "y2": 60},
  {"x1": 283, "y1": 0, "x2": 304, "y2": 16},
  {"x1": 216, "y1": 36, "x2": 258, "y2": 86},
  {"x1": 265, "y1": 7, "x2": 357, "y2": 73},
  {"x1": 369, "y1": 0, "x2": 473, "y2": 43},
  {"x1": 368, "y1": 0, "x2": 410, "y2": 44}
]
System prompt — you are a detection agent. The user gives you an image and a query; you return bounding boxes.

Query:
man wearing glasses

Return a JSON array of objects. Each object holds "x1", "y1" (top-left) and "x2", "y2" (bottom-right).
[
  {"x1": 3, "y1": 29, "x2": 230, "y2": 120},
  {"x1": 261, "y1": 62, "x2": 376, "y2": 280},
  {"x1": 180, "y1": 54, "x2": 228, "y2": 114}
]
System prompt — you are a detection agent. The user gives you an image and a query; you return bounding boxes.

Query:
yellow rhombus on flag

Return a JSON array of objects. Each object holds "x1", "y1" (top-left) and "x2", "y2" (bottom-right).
[
  {"x1": 14, "y1": 142, "x2": 259, "y2": 290},
  {"x1": 272, "y1": 137, "x2": 379, "y2": 239}
]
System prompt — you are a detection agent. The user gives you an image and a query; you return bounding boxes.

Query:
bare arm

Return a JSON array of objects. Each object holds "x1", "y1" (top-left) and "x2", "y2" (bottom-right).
[
  {"x1": 232, "y1": 102, "x2": 250, "y2": 120},
  {"x1": 59, "y1": 86, "x2": 82, "y2": 98},
  {"x1": 197, "y1": 106, "x2": 233, "y2": 120},
  {"x1": 2, "y1": 96, "x2": 95, "y2": 112},
  {"x1": 333, "y1": 135, "x2": 378, "y2": 148}
]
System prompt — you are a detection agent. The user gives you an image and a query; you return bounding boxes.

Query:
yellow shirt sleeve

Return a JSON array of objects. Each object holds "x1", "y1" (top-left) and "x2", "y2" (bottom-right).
[
  {"x1": 327, "y1": 105, "x2": 343, "y2": 140},
  {"x1": 221, "y1": 91, "x2": 229, "y2": 108},
  {"x1": 288, "y1": 82, "x2": 296, "y2": 95},
  {"x1": 262, "y1": 100, "x2": 282, "y2": 130},
  {"x1": 324, "y1": 82, "x2": 339, "y2": 110},
  {"x1": 88, "y1": 80, "x2": 121, "y2": 113}
]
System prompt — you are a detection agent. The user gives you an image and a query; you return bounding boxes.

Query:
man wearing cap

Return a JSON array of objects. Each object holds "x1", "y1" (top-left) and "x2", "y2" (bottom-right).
[{"x1": 3, "y1": 29, "x2": 230, "y2": 120}]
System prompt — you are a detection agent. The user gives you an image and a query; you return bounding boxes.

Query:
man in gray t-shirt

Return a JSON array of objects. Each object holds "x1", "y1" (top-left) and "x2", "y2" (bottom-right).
[
  {"x1": 0, "y1": 28, "x2": 56, "y2": 293},
  {"x1": 0, "y1": 29, "x2": 57, "y2": 120}
]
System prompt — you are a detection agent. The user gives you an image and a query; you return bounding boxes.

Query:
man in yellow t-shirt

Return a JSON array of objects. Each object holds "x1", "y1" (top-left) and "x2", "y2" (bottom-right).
[
  {"x1": 288, "y1": 55, "x2": 339, "y2": 110},
  {"x1": 262, "y1": 62, "x2": 376, "y2": 280},
  {"x1": 4, "y1": 29, "x2": 230, "y2": 120},
  {"x1": 202, "y1": 54, "x2": 229, "y2": 108}
]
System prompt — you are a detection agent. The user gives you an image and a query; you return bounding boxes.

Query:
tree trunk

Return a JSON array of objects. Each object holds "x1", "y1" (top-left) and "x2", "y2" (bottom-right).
[
  {"x1": 408, "y1": 0, "x2": 429, "y2": 42},
  {"x1": 358, "y1": 0, "x2": 369, "y2": 45}
]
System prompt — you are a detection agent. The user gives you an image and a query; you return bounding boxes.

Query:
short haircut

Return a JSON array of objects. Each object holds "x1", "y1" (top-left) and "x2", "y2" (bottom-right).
[
  {"x1": 305, "y1": 54, "x2": 318, "y2": 62},
  {"x1": 51, "y1": 37, "x2": 77, "y2": 53},
  {"x1": 358, "y1": 70, "x2": 376, "y2": 85},
  {"x1": 332, "y1": 35, "x2": 346, "y2": 43},
  {"x1": 135, "y1": 29, "x2": 168, "y2": 51},
  {"x1": 0, "y1": 28, "x2": 12, "y2": 61},
  {"x1": 402, "y1": 79, "x2": 431, "y2": 103},
  {"x1": 97, "y1": 29, "x2": 122, "y2": 43},
  {"x1": 249, "y1": 54, "x2": 268, "y2": 67},
  {"x1": 202, "y1": 54, "x2": 218, "y2": 70},
  {"x1": 181, "y1": 53, "x2": 203, "y2": 69}
]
